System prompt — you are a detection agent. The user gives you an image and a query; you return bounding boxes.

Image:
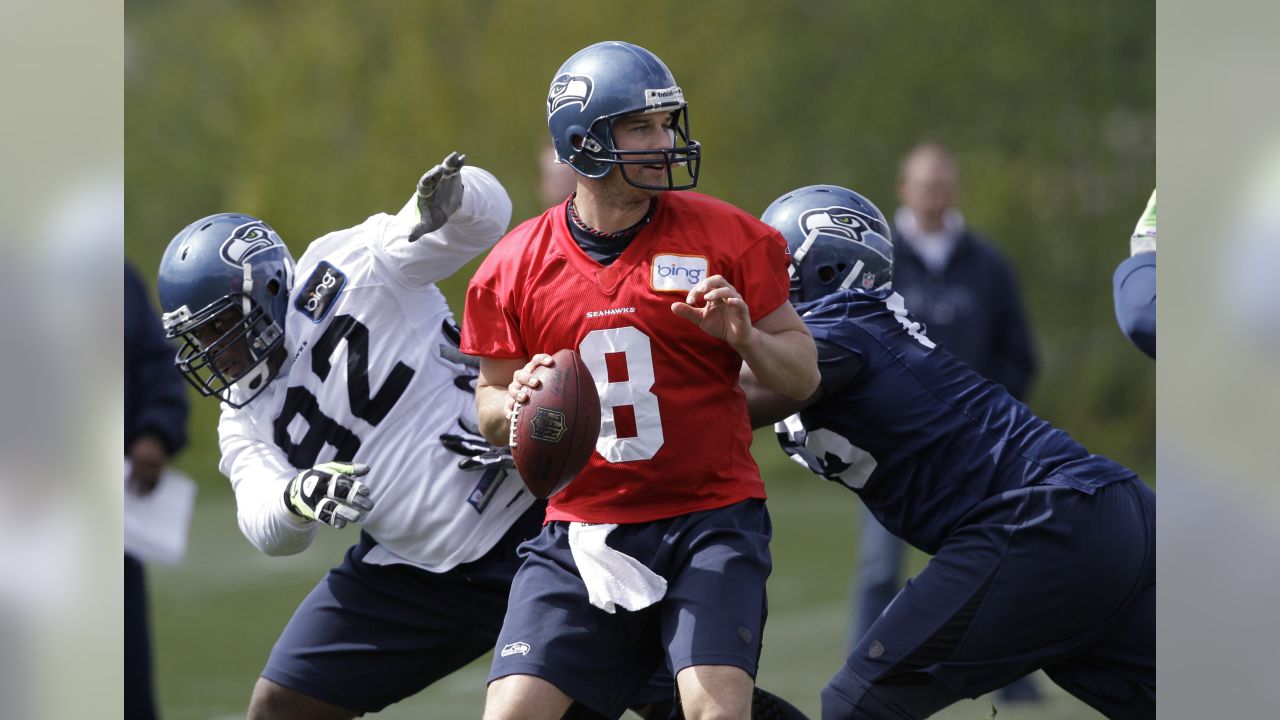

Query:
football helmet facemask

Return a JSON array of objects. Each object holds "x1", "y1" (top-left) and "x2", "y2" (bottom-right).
[
  {"x1": 156, "y1": 213, "x2": 294, "y2": 407},
  {"x1": 761, "y1": 185, "x2": 894, "y2": 304},
  {"x1": 546, "y1": 41, "x2": 701, "y2": 191}
]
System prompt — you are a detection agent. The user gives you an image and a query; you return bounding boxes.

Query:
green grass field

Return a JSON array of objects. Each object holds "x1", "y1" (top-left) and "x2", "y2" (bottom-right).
[{"x1": 149, "y1": 430, "x2": 1101, "y2": 719}]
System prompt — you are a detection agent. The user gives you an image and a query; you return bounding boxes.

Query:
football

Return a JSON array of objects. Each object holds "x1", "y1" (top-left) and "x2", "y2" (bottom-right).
[{"x1": 509, "y1": 348, "x2": 602, "y2": 498}]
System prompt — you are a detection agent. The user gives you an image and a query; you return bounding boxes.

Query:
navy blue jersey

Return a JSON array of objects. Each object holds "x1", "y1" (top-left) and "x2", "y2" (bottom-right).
[{"x1": 778, "y1": 289, "x2": 1135, "y2": 553}]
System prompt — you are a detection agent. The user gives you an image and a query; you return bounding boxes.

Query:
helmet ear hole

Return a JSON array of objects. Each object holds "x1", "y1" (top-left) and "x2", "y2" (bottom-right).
[
  {"x1": 266, "y1": 278, "x2": 281, "y2": 296},
  {"x1": 570, "y1": 135, "x2": 585, "y2": 151},
  {"x1": 818, "y1": 266, "x2": 837, "y2": 283}
]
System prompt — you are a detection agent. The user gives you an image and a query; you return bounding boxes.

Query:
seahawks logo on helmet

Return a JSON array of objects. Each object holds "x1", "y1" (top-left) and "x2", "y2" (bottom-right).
[
  {"x1": 219, "y1": 221, "x2": 280, "y2": 268},
  {"x1": 547, "y1": 73, "x2": 593, "y2": 116},
  {"x1": 798, "y1": 206, "x2": 893, "y2": 261}
]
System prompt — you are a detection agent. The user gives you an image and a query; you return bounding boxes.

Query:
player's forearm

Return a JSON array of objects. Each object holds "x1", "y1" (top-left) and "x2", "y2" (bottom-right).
[
  {"x1": 219, "y1": 421, "x2": 319, "y2": 556},
  {"x1": 476, "y1": 384, "x2": 513, "y2": 447},
  {"x1": 387, "y1": 166, "x2": 514, "y2": 285},
  {"x1": 233, "y1": 474, "x2": 318, "y2": 556},
  {"x1": 735, "y1": 326, "x2": 820, "y2": 401}
]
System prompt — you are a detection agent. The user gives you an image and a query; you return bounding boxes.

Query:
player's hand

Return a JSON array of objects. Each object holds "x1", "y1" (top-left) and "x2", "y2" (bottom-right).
[
  {"x1": 440, "y1": 431, "x2": 516, "y2": 471},
  {"x1": 504, "y1": 354, "x2": 553, "y2": 420},
  {"x1": 283, "y1": 461, "x2": 374, "y2": 528},
  {"x1": 671, "y1": 274, "x2": 753, "y2": 347},
  {"x1": 408, "y1": 151, "x2": 467, "y2": 242},
  {"x1": 1130, "y1": 188, "x2": 1156, "y2": 256}
]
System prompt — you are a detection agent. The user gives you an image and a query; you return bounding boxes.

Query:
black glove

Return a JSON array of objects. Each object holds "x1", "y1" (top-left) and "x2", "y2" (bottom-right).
[{"x1": 440, "y1": 428, "x2": 515, "y2": 472}]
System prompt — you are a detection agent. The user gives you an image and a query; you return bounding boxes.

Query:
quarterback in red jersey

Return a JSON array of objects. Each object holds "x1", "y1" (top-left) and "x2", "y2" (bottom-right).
[
  {"x1": 462, "y1": 41, "x2": 818, "y2": 720},
  {"x1": 466, "y1": 188, "x2": 795, "y2": 523}
]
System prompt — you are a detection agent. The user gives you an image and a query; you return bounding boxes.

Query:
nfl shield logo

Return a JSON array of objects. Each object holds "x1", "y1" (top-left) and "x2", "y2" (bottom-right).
[{"x1": 860, "y1": 272, "x2": 876, "y2": 290}]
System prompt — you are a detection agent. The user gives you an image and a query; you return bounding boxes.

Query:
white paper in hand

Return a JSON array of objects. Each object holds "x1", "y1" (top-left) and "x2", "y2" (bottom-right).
[{"x1": 124, "y1": 460, "x2": 198, "y2": 565}]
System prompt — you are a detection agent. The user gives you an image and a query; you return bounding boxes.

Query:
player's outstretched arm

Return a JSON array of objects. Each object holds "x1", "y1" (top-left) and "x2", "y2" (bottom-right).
[
  {"x1": 384, "y1": 151, "x2": 514, "y2": 286},
  {"x1": 408, "y1": 151, "x2": 468, "y2": 241}
]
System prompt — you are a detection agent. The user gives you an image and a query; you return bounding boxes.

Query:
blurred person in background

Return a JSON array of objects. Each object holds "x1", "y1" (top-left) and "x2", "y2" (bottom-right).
[
  {"x1": 1114, "y1": 190, "x2": 1156, "y2": 358},
  {"x1": 852, "y1": 141, "x2": 1041, "y2": 702},
  {"x1": 747, "y1": 183, "x2": 1155, "y2": 720},
  {"x1": 124, "y1": 261, "x2": 190, "y2": 720}
]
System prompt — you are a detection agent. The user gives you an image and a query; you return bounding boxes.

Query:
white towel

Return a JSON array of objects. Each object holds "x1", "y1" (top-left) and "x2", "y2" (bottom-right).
[{"x1": 568, "y1": 522, "x2": 668, "y2": 614}]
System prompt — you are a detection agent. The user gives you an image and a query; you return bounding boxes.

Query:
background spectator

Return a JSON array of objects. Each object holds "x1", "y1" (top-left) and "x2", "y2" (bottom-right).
[{"x1": 124, "y1": 261, "x2": 189, "y2": 720}]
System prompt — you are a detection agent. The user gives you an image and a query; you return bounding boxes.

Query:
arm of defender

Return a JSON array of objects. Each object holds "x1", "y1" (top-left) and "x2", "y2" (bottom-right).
[
  {"x1": 380, "y1": 159, "x2": 514, "y2": 286},
  {"x1": 218, "y1": 407, "x2": 319, "y2": 557}
]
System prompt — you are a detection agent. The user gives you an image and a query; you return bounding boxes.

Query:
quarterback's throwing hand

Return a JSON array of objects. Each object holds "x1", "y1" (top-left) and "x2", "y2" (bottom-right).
[
  {"x1": 283, "y1": 461, "x2": 374, "y2": 528},
  {"x1": 671, "y1": 274, "x2": 753, "y2": 347},
  {"x1": 408, "y1": 151, "x2": 467, "y2": 242}
]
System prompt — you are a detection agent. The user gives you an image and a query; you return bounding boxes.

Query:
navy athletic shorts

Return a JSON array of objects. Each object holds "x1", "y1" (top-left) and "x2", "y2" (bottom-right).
[
  {"x1": 489, "y1": 498, "x2": 773, "y2": 718},
  {"x1": 260, "y1": 501, "x2": 546, "y2": 714},
  {"x1": 822, "y1": 477, "x2": 1156, "y2": 720}
]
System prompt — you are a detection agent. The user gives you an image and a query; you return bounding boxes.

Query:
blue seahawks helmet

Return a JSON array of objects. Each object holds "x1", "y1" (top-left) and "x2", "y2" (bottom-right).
[
  {"x1": 546, "y1": 41, "x2": 701, "y2": 191},
  {"x1": 156, "y1": 213, "x2": 294, "y2": 407},
  {"x1": 761, "y1": 185, "x2": 894, "y2": 304}
]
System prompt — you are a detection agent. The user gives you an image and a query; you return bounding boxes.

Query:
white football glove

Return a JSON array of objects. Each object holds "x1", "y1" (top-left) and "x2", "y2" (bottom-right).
[
  {"x1": 407, "y1": 151, "x2": 467, "y2": 242},
  {"x1": 1130, "y1": 188, "x2": 1157, "y2": 256},
  {"x1": 283, "y1": 461, "x2": 374, "y2": 528}
]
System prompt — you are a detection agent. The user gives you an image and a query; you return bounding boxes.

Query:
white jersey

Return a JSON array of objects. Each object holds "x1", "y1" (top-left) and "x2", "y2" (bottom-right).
[{"x1": 217, "y1": 166, "x2": 537, "y2": 572}]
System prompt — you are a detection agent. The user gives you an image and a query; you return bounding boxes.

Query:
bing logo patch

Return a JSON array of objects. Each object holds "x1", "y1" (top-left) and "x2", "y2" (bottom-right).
[
  {"x1": 651, "y1": 254, "x2": 708, "y2": 294},
  {"x1": 296, "y1": 261, "x2": 346, "y2": 323}
]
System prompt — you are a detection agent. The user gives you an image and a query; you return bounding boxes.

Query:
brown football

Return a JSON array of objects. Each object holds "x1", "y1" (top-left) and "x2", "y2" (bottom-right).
[{"x1": 510, "y1": 348, "x2": 601, "y2": 498}]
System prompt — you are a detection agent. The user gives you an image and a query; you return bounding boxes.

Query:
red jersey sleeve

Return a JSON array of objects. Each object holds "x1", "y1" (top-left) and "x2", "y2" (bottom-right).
[
  {"x1": 461, "y1": 263, "x2": 527, "y2": 359},
  {"x1": 730, "y1": 228, "x2": 792, "y2": 323}
]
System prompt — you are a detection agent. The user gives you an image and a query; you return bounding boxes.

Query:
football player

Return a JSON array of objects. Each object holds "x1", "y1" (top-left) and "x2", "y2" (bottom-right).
[
  {"x1": 155, "y1": 154, "x2": 548, "y2": 719},
  {"x1": 463, "y1": 41, "x2": 819, "y2": 720},
  {"x1": 742, "y1": 184, "x2": 1156, "y2": 720}
]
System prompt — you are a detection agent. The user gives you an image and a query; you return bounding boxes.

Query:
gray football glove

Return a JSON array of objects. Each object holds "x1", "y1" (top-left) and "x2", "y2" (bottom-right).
[
  {"x1": 283, "y1": 461, "x2": 374, "y2": 528},
  {"x1": 407, "y1": 151, "x2": 467, "y2": 242}
]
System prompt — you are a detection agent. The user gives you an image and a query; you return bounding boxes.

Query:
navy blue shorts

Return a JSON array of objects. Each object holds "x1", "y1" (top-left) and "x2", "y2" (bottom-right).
[
  {"x1": 260, "y1": 502, "x2": 546, "y2": 714},
  {"x1": 823, "y1": 478, "x2": 1155, "y2": 720},
  {"x1": 489, "y1": 499, "x2": 772, "y2": 718}
]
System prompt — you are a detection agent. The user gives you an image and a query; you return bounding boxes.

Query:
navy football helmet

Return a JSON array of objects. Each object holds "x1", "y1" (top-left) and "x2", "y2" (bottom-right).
[
  {"x1": 761, "y1": 185, "x2": 894, "y2": 304},
  {"x1": 546, "y1": 41, "x2": 701, "y2": 190},
  {"x1": 156, "y1": 213, "x2": 294, "y2": 407}
]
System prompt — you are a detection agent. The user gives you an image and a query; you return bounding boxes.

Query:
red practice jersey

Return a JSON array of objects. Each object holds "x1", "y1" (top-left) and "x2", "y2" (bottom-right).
[{"x1": 462, "y1": 192, "x2": 791, "y2": 523}]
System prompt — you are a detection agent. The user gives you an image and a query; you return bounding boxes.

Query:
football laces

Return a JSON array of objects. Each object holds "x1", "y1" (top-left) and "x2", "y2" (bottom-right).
[{"x1": 509, "y1": 401, "x2": 522, "y2": 448}]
